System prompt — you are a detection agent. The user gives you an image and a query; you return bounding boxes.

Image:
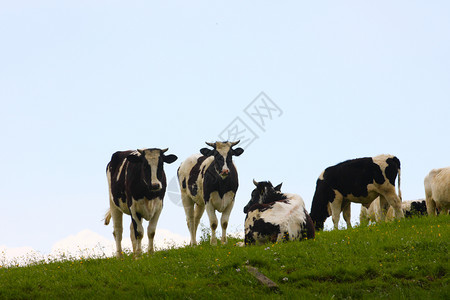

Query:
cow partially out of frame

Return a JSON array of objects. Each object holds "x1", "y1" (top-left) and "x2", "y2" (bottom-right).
[{"x1": 424, "y1": 167, "x2": 450, "y2": 216}]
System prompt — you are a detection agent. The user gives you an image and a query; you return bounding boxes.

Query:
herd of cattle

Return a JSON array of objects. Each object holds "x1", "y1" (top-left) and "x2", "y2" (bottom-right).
[{"x1": 104, "y1": 141, "x2": 450, "y2": 257}]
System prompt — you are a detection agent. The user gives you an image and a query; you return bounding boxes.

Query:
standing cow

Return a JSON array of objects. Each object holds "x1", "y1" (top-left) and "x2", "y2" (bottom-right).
[
  {"x1": 105, "y1": 148, "x2": 178, "y2": 257},
  {"x1": 178, "y1": 141, "x2": 244, "y2": 245},
  {"x1": 310, "y1": 154, "x2": 404, "y2": 231},
  {"x1": 244, "y1": 180, "x2": 315, "y2": 245},
  {"x1": 424, "y1": 167, "x2": 450, "y2": 216}
]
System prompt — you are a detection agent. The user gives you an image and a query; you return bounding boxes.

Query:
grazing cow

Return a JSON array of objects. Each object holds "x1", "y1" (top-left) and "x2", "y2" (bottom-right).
[
  {"x1": 424, "y1": 167, "x2": 450, "y2": 216},
  {"x1": 310, "y1": 154, "x2": 404, "y2": 231},
  {"x1": 104, "y1": 148, "x2": 178, "y2": 257},
  {"x1": 361, "y1": 198, "x2": 427, "y2": 223},
  {"x1": 244, "y1": 180, "x2": 315, "y2": 245},
  {"x1": 178, "y1": 141, "x2": 244, "y2": 245}
]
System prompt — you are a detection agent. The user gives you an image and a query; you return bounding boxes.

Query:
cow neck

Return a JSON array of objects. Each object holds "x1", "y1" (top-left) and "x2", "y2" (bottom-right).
[{"x1": 203, "y1": 161, "x2": 238, "y2": 201}]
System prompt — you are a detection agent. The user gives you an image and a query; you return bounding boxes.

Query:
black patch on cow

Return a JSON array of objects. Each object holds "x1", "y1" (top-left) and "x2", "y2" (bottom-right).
[
  {"x1": 182, "y1": 178, "x2": 186, "y2": 189},
  {"x1": 310, "y1": 179, "x2": 335, "y2": 231},
  {"x1": 385, "y1": 156, "x2": 400, "y2": 186},
  {"x1": 131, "y1": 217, "x2": 141, "y2": 239},
  {"x1": 406, "y1": 200, "x2": 427, "y2": 217},
  {"x1": 107, "y1": 151, "x2": 134, "y2": 207},
  {"x1": 188, "y1": 156, "x2": 208, "y2": 196},
  {"x1": 247, "y1": 200, "x2": 290, "y2": 214},
  {"x1": 201, "y1": 165, "x2": 206, "y2": 177},
  {"x1": 245, "y1": 218, "x2": 281, "y2": 245},
  {"x1": 301, "y1": 208, "x2": 315, "y2": 240},
  {"x1": 202, "y1": 160, "x2": 239, "y2": 203}
]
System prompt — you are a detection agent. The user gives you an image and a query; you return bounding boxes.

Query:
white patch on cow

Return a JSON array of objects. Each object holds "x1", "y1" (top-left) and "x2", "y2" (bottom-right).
[
  {"x1": 318, "y1": 170, "x2": 325, "y2": 180},
  {"x1": 209, "y1": 190, "x2": 235, "y2": 212},
  {"x1": 144, "y1": 149, "x2": 163, "y2": 190},
  {"x1": 116, "y1": 159, "x2": 127, "y2": 182},
  {"x1": 216, "y1": 142, "x2": 232, "y2": 175},
  {"x1": 425, "y1": 167, "x2": 450, "y2": 215}
]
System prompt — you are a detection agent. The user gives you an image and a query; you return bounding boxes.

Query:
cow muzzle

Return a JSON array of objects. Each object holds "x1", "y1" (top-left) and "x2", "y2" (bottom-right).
[
  {"x1": 220, "y1": 169, "x2": 229, "y2": 179},
  {"x1": 150, "y1": 183, "x2": 162, "y2": 191}
]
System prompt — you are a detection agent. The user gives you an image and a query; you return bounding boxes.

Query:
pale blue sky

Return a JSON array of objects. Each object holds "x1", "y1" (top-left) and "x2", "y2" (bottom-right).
[{"x1": 1, "y1": 1, "x2": 449, "y2": 253}]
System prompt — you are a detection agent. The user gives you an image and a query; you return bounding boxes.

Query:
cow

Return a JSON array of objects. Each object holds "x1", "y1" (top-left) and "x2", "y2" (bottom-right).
[
  {"x1": 424, "y1": 167, "x2": 450, "y2": 216},
  {"x1": 360, "y1": 198, "x2": 427, "y2": 223},
  {"x1": 310, "y1": 154, "x2": 404, "y2": 231},
  {"x1": 104, "y1": 148, "x2": 178, "y2": 257},
  {"x1": 177, "y1": 141, "x2": 244, "y2": 246},
  {"x1": 244, "y1": 180, "x2": 315, "y2": 245}
]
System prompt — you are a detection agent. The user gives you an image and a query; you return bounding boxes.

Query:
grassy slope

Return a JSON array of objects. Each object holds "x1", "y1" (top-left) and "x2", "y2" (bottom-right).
[{"x1": 0, "y1": 215, "x2": 448, "y2": 299}]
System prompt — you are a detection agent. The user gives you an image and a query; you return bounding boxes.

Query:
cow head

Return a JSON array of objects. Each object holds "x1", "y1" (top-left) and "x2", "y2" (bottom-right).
[
  {"x1": 127, "y1": 148, "x2": 178, "y2": 191},
  {"x1": 199, "y1": 140, "x2": 244, "y2": 179},
  {"x1": 243, "y1": 180, "x2": 282, "y2": 214}
]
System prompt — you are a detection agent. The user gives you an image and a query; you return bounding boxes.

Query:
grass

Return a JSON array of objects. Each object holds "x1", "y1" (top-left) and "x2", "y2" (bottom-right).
[{"x1": 0, "y1": 215, "x2": 448, "y2": 299}]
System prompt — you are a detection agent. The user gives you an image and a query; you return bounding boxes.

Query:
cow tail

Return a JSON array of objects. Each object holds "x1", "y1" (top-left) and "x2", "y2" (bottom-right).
[
  {"x1": 104, "y1": 209, "x2": 111, "y2": 225},
  {"x1": 397, "y1": 167, "x2": 402, "y2": 201}
]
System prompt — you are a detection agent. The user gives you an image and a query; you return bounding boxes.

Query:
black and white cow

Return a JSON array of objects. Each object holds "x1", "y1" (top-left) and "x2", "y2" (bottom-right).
[
  {"x1": 310, "y1": 154, "x2": 404, "y2": 231},
  {"x1": 104, "y1": 148, "x2": 177, "y2": 257},
  {"x1": 361, "y1": 198, "x2": 427, "y2": 223},
  {"x1": 424, "y1": 167, "x2": 450, "y2": 216},
  {"x1": 244, "y1": 180, "x2": 315, "y2": 245},
  {"x1": 178, "y1": 141, "x2": 244, "y2": 245}
]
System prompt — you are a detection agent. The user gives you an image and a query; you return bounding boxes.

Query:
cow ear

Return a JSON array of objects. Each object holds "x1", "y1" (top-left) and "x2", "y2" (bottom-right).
[
  {"x1": 163, "y1": 154, "x2": 178, "y2": 164},
  {"x1": 274, "y1": 183, "x2": 282, "y2": 191},
  {"x1": 127, "y1": 152, "x2": 142, "y2": 163},
  {"x1": 200, "y1": 148, "x2": 213, "y2": 156},
  {"x1": 232, "y1": 147, "x2": 244, "y2": 156}
]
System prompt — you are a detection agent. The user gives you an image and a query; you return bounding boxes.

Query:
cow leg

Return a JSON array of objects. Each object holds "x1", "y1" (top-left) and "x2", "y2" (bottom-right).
[
  {"x1": 147, "y1": 200, "x2": 163, "y2": 254},
  {"x1": 205, "y1": 204, "x2": 218, "y2": 246},
  {"x1": 220, "y1": 200, "x2": 234, "y2": 244},
  {"x1": 329, "y1": 195, "x2": 343, "y2": 230},
  {"x1": 383, "y1": 192, "x2": 404, "y2": 219},
  {"x1": 130, "y1": 212, "x2": 144, "y2": 257},
  {"x1": 110, "y1": 206, "x2": 124, "y2": 258},
  {"x1": 378, "y1": 195, "x2": 390, "y2": 222},
  {"x1": 181, "y1": 194, "x2": 196, "y2": 245},
  {"x1": 193, "y1": 203, "x2": 205, "y2": 242},
  {"x1": 342, "y1": 201, "x2": 352, "y2": 229},
  {"x1": 425, "y1": 192, "x2": 436, "y2": 216}
]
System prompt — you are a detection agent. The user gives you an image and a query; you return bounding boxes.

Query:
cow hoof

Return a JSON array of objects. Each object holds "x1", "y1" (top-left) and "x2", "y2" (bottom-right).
[{"x1": 210, "y1": 239, "x2": 217, "y2": 246}]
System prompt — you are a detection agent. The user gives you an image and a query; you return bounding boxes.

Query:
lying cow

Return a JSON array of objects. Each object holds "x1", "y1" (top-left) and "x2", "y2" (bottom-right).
[
  {"x1": 310, "y1": 154, "x2": 404, "y2": 231},
  {"x1": 244, "y1": 180, "x2": 315, "y2": 245},
  {"x1": 178, "y1": 141, "x2": 244, "y2": 245},
  {"x1": 424, "y1": 167, "x2": 450, "y2": 216},
  {"x1": 105, "y1": 148, "x2": 178, "y2": 257},
  {"x1": 360, "y1": 198, "x2": 427, "y2": 223}
]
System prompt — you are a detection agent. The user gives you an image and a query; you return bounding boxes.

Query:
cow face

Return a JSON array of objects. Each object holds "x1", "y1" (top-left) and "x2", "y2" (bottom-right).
[
  {"x1": 243, "y1": 180, "x2": 282, "y2": 214},
  {"x1": 127, "y1": 148, "x2": 178, "y2": 191},
  {"x1": 199, "y1": 141, "x2": 244, "y2": 179}
]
